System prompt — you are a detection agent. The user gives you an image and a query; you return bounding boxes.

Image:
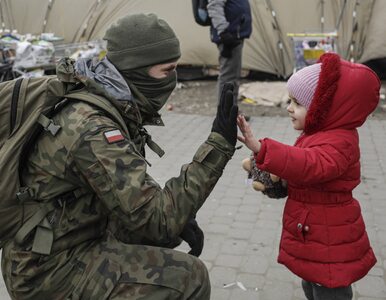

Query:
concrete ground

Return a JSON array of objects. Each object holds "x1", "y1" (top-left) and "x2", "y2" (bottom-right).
[
  {"x1": 1, "y1": 112, "x2": 386, "y2": 299},
  {"x1": 168, "y1": 80, "x2": 386, "y2": 120}
]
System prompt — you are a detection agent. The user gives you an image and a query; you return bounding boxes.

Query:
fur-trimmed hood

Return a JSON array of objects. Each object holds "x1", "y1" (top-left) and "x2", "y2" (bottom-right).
[{"x1": 304, "y1": 53, "x2": 381, "y2": 135}]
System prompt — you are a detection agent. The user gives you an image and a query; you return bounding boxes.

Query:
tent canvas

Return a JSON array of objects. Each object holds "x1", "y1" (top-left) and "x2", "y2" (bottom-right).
[{"x1": 0, "y1": 0, "x2": 384, "y2": 77}]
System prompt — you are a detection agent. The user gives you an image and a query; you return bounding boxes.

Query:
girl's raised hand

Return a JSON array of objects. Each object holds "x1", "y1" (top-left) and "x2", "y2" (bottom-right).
[{"x1": 237, "y1": 115, "x2": 261, "y2": 153}]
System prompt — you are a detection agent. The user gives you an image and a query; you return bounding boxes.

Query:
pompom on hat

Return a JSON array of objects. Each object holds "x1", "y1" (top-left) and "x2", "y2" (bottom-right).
[
  {"x1": 103, "y1": 13, "x2": 181, "y2": 71},
  {"x1": 287, "y1": 63, "x2": 322, "y2": 110}
]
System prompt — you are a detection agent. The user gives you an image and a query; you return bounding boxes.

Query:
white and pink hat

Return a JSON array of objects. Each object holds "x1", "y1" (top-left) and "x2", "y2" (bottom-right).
[{"x1": 286, "y1": 63, "x2": 322, "y2": 110}]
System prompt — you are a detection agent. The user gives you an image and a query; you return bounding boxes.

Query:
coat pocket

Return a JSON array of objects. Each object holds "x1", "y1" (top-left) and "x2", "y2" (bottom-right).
[
  {"x1": 295, "y1": 209, "x2": 310, "y2": 243},
  {"x1": 8, "y1": 248, "x2": 57, "y2": 295},
  {"x1": 70, "y1": 257, "x2": 121, "y2": 300}
]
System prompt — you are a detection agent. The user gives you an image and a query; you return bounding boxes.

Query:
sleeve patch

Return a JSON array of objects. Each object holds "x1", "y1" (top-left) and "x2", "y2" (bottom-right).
[{"x1": 104, "y1": 129, "x2": 125, "y2": 144}]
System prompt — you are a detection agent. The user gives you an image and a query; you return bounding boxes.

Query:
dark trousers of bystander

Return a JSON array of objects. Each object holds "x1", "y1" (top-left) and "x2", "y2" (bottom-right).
[{"x1": 217, "y1": 41, "x2": 244, "y2": 102}]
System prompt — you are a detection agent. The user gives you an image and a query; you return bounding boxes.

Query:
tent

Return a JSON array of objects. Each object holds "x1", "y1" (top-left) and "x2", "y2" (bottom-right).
[{"x1": 1, "y1": 0, "x2": 385, "y2": 78}]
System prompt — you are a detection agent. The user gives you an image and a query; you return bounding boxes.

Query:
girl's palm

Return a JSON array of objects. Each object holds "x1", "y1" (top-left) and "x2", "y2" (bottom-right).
[{"x1": 237, "y1": 115, "x2": 261, "y2": 153}]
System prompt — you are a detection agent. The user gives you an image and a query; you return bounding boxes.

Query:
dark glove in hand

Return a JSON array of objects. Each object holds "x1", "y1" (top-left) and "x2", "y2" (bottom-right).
[
  {"x1": 219, "y1": 31, "x2": 240, "y2": 58},
  {"x1": 180, "y1": 218, "x2": 204, "y2": 257},
  {"x1": 220, "y1": 31, "x2": 239, "y2": 46},
  {"x1": 212, "y1": 82, "x2": 239, "y2": 146}
]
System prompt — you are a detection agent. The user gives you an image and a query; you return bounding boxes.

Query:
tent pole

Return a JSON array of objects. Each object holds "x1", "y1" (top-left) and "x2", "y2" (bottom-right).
[
  {"x1": 42, "y1": 0, "x2": 54, "y2": 33},
  {"x1": 72, "y1": 0, "x2": 102, "y2": 42},
  {"x1": 335, "y1": 0, "x2": 347, "y2": 31},
  {"x1": 265, "y1": 0, "x2": 289, "y2": 77},
  {"x1": 85, "y1": 0, "x2": 108, "y2": 41},
  {"x1": 253, "y1": 1, "x2": 280, "y2": 76},
  {"x1": 4, "y1": 0, "x2": 14, "y2": 31},
  {"x1": 346, "y1": 0, "x2": 359, "y2": 61},
  {"x1": 320, "y1": 0, "x2": 325, "y2": 33},
  {"x1": 0, "y1": 0, "x2": 5, "y2": 30}
]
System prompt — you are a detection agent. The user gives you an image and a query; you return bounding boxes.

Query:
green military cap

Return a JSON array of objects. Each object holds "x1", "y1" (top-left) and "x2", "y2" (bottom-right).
[{"x1": 104, "y1": 13, "x2": 181, "y2": 71}]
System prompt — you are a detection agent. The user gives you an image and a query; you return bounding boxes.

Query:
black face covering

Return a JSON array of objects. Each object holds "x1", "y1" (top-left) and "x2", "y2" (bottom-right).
[{"x1": 121, "y1": 66, "x2": 177, "y2": 117}]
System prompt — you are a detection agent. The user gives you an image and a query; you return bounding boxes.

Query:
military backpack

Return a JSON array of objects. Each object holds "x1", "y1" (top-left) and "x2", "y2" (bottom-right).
[{"x1": 0, "y1": 75, "x2": 127, "y2": 251}]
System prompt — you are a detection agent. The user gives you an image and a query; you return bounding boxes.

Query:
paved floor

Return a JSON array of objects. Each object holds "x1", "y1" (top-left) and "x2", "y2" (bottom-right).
[{"x1": 1, "y1": 113, "x2": 386, "y2": 299}]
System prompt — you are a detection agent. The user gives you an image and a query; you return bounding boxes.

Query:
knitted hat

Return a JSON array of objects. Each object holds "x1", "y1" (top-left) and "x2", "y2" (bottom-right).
[
  {"x1": 287, "y1": 63, "x2": 322, "y2": 109},
  {"x1": 104, "y1": 13, "x2": 181, "y2": 71}
]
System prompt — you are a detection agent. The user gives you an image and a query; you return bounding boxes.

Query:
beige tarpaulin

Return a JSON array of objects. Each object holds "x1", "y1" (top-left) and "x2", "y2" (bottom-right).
[
  {"x1": 239, "y1": 81, "x2": 288, "y2": 106},
  {"x1": 359, "y1": 0, "x2": 386, "y2": 63},
  {"x1": 0, "y1": 0, "x2": 383, "y2": 77}
]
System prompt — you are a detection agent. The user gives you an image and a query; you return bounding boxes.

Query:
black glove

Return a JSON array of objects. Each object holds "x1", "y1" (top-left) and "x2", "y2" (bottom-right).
[
  {"x1": 212, "y1": 82, "x2": 239, "y2": 146},
  {"x1": 219, "y1": 31, "x2": 241, "y2": 58},
  {"x1": 180, "y1": 218, "x2": 204, "y2": 257},
  {"x1": 219, "y1": 31, "x2": 239, "y2": 46}
]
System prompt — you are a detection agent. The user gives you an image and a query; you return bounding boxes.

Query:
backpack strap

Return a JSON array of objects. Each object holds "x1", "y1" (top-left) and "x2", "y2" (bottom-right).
[
  {"x1": 138, "y1": 127, "x2": 165, "y2": 158},
  {"x1": 10, "y1": 78, "x2": 24, "y2": 135},
  {"x1": 31, "y1": 215, "x2": 54, "y2": 255},
  {"x1": 64, "y1": 91, "x2": 129, "y2": 136},
  {"x1": 14, "y1": 189, "x2": 79, "y2": 255},
  {"x1": 36, "y1": 90, "x2": 129, "y2": 139},
  {"x1": 14, "y1": 203, "x2": 54, "y2": 255},
  {"x1": 37, "y1": 114, "x2": 61, "y2": 136},
  {"x1": 65, "y1": 91, "x2": 166, "y2": 157}
]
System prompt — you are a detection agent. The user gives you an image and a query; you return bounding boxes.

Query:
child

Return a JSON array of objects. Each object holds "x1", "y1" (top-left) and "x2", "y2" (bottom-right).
[{"x1": 237, "y1": 53, "x2": 380, "y2": 300}]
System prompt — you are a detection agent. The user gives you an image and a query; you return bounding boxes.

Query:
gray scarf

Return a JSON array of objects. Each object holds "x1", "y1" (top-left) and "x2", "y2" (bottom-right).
[{"x1": 74, "y1": 57, "x2": 132, "y2": 101}]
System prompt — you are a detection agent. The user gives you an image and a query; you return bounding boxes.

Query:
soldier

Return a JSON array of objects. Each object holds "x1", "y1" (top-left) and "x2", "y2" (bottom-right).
[{"x1": 1, "y1": 13, "x2": 238, "y2": 299}]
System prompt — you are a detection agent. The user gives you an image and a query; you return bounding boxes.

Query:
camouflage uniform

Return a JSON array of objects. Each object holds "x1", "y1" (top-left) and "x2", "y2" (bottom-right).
[{"x1": 1, "y1": 92, "x2": 234, "y2": 299}]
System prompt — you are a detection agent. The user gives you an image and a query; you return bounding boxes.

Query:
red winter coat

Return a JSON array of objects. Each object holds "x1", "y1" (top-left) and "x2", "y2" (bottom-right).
[{"x1": 255, "y1": 54, "x2": 380, "y2": 288}]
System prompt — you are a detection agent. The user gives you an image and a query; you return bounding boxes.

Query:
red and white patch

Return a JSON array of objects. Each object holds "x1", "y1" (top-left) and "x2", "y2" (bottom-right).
[{"x1": 104, "y1": 129, "x2": 125, "y2": 144}]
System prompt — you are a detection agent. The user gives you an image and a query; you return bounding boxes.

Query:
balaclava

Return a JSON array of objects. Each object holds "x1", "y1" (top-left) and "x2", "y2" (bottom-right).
[
  {"x1": 103, "y1": 13, "x2": 181, "y2": 119},
  {"x1": 286, "y1": 63, "x2": 322, "y2": 110}
]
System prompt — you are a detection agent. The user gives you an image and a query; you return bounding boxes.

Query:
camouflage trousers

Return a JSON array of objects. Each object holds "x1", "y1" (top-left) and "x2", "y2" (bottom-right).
[{"x1": 2, "y1": 233, "x2": 210, "y2": 300}]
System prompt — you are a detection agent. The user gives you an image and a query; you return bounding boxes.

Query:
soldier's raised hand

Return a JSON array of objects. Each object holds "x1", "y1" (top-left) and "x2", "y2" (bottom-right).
[{"x1": 211, "y1": 82, "x2": 239, "y2": 146}]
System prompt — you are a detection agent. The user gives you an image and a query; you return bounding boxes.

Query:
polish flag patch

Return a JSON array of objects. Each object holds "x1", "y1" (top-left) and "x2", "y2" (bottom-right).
[{"x1": 104, "y1": 129, "x2": 125, "y2": 144}]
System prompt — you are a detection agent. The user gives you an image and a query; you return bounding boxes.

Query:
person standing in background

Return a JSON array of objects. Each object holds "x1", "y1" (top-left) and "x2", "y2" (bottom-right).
[{"x1": 207, "y1": 0, "x2": 252, "y2": 100}]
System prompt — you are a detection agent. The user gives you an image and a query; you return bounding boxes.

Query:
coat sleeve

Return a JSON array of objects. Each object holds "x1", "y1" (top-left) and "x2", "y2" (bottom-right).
[
  {"x1": 207, "y1": 0, "x2": 229, "y2": 34},
  {"x1": 255, "y1": 137, "x2": 354, "y2": 185},
  {"x1": 69, "y1": 114, "x2": 234, "y2": 245}
]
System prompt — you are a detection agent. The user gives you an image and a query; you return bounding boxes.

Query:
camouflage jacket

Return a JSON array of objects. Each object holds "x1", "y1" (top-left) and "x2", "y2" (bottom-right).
[
  {"x1": 19, "y1": 90, "x2": 235, "y2": 252},
  {"x1": 2, "y1": 59, "x2": 234, "y2": 299}
]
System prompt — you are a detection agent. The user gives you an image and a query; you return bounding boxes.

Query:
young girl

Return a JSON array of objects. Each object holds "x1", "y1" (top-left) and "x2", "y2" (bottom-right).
[{"x1": 237, "y1": 53, "x2": 380, "y2": 300}]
